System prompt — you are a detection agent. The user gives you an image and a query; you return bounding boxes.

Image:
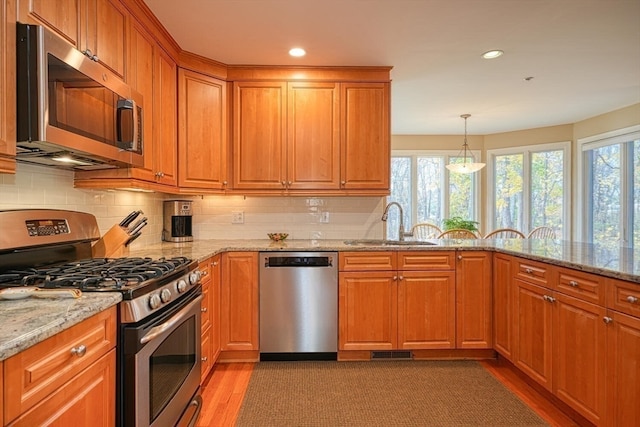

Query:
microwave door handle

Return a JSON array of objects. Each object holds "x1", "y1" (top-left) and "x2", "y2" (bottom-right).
[{"x1": 116, "y1": 98, "x2": 134, "y2": 150}]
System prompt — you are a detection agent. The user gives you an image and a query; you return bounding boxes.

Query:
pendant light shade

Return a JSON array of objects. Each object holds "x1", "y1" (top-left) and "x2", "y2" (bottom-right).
[{"x1": 445, "y1": 114, "x2": 485, "y2": 174}]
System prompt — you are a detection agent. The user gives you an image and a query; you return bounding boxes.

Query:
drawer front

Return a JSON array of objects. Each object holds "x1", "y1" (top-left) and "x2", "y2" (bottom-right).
[
  {"x1": 199, "y1": 258, "x2": 212, "y2": 285},
  {"x1": 201, "y1": 280, "x2": 212, "y2": 331},
  {"x1": 397, "y1": 251, "x2": 455, "y2": 271},
  {"x1": 607, "y1": 278, "x2": 640, "y2": 317},
  {"x1": 513, "y1": 257, "x2": 551, "y2": 287},
  {"x1": 555, "y1": 267, "x2": 605, "y2": 305},
  {"x1": 339, "y1": 252, "x2": 396, "y2": 271},
  {"x1": 4, "y1": 307, "x2": 117, "y2": 423}
]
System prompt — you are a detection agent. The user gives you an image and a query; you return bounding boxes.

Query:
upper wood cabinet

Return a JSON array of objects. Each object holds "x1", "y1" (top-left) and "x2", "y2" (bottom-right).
[
  {"x1": 340, "y1": 82, "x2": 390, "y2": 191},
  {"x1": 18, "y1": 0, "x2": 128, "y2": 80},
  {"x1": 0, "y1": 0, "x2": 16, "y2": 173},
  {"x1": 178, "y1": 69, "x2": 228, "y2": 190},
  {"x1": 230, "y1": 68, "x2": 390, "y2": 195}
]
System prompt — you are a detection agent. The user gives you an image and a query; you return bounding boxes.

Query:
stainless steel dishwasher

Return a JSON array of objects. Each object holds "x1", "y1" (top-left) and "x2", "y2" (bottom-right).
[{"x1": 259, "y1": 251, "x2": 338, "y2": 361}]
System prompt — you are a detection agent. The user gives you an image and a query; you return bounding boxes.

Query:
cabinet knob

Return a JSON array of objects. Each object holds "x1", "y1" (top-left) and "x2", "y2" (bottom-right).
[
  {"x1": 223, "y1": 181, "x2": 228, "y2": 186},
  {"x1": 458, "y1": 255, "x2": 462, "y2": 260},
  {"x1": 569, "y1": 280, "x2": 579, "y2": 287},
  {"x1": 543, "y1": 295, "x2": 556, "y2": 303},
  {"x1": 281, "y1": 181, "x2": 286, "y2": 186},
  {"x1": 398, "y1": 275, "x2": 404, "y2": 281},
  {"x1": 212, "y1": 261, "x2": 218, "y2": 266},
  {"x1": 603, "y1": 316, "x2": 613, "y2": 324},
  {"x1": 201, "y1": 307, "x2": 208, "y2": 312},
  {"x1": 626, "y1": 295, "x2": 639, "y2": 304},
  {"x1": 201, "y1": 356, "x2": 208, "y2": 362},
  {"x1": 70, "y1": 344, "x2": 87, "y2": 357},
  {"x1": 393, "y1": 275, "x2": 398, "y2": 281},
  {"x1": 341, "y1": 181, "x2": 346, "y2": 186},
  {"x1": 525, "y1": 268, "x2": 533, "y2": 274}
]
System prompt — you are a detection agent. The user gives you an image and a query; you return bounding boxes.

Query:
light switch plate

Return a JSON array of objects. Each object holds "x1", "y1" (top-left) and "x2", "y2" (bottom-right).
[{"x1": 232, "y1": 211, "x2": 244, "y2": 224}]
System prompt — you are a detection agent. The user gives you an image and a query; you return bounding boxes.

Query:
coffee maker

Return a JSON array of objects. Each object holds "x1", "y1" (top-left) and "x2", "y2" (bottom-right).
[{"x1": 162, "y1": 200, "x2": 193, "y2": 242}]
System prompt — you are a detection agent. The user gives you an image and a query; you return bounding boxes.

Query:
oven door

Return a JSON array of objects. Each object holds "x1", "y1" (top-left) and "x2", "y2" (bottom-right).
[{"x1": 120, "y1": 290, "x2": 202, "y2": 427}]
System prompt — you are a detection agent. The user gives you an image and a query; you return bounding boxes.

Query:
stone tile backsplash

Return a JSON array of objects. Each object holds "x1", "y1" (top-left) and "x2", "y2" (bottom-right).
[{"x1": 0, "y1": 164, "x2": 384, "y2": 249}]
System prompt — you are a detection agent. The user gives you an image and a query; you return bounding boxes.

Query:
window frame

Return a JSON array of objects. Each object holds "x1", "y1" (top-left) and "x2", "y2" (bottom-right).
[
  {"x1": 388, "y1": 149, "x2": 482, "y2": 233},
  {"x1": 487, "y1": 141, "x2": 571, "y2": 239},
  {"x1": 576, "y1": 124, "x2": 640, "y2": 245}
]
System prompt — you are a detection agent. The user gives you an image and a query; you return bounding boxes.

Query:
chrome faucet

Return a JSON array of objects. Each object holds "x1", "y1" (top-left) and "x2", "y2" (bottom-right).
[{"x1": 381, "y1": 201, "x2": 406, "y2": 241}]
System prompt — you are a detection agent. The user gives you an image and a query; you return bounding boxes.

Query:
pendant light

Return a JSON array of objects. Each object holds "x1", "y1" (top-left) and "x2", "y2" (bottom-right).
[{"x1": 445, "y1": 114, "x2": 485, "y2": 174}]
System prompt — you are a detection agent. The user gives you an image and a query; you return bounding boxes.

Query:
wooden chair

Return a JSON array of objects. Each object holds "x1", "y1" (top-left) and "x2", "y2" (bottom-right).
[
  {"x1": 437, "y1": 229, "x2": 478, "y2": 239},
  {"x1": 484, "y1": 228, "x2": 525, "y2": 239},
  {"x1": 527, "y1": 226, "x2": 556, "y2": 239},
  {"x1": 409, "y1": 223, "x2": 442, "y2": 240}
]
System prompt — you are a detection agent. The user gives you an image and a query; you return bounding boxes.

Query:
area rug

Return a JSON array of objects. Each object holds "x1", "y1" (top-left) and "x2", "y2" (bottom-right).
[{"x1": 236, "y1": 360, "x2": 549, "y2": 426}]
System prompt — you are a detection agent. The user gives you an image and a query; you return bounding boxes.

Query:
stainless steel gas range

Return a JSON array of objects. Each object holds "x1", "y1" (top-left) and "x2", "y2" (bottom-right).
[{"x1": 0, "y1": 209, "x2": 203, "y2": 427}]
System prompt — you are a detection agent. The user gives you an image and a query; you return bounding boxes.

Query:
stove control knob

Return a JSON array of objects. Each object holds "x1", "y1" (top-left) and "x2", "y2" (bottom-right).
[
  {"x1": 177, "y1": 279, "x2": 188, "y2": 293},
  {"x1": 189, "y1": 270, "x2": 202, "y2": 285},
  {"x1": 160, "y1": 288, "x2": 172, "y2": 303},
  {"x1": 149, "y1": 293, "x2": 162, "y2": 310}
]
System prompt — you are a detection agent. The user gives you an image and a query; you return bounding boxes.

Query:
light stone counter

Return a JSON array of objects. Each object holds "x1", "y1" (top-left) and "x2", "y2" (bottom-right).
[
  {"x1": 131, "y1": 238, "x2": 640, "y2": 284},
  {"x1": 0, "y1": 293, "x2": 122, "y2": 361}
]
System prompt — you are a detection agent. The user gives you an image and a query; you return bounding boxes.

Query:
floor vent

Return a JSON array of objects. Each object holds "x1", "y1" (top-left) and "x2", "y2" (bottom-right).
[{"x1": 371, "y1": 351, "x2": 413, "y2": 360}]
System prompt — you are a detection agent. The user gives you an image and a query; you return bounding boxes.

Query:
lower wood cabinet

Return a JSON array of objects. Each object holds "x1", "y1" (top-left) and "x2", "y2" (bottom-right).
[
  {"x1": 199, "y1": 255, "x2": 221, "y2": 382},
  {"x1": 3, "y1": 307, "x2": 117, "y2": 426},
  {"x1": 220, "y1": 252, "x2": 259, "y2": 354},
  {"x1": 493, "y1": 253, "x2": 514, "y2": 360},
  {"x1": 455, "y1": 251, "x2": 492, "y2": 348}
]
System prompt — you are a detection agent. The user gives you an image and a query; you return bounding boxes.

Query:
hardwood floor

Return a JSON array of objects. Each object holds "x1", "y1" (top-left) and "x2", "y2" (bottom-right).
[{"x1": 197, "y1": 359, "x2": 589, "y2": 427}]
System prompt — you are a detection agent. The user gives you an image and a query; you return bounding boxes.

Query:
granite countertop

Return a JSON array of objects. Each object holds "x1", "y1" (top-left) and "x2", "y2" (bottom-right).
[
  {"x1": 131, "y1": 238, "x2": 640, "y2": 284},
  {"x1": 0, "y1": 293, "x2": 122, "y2": 361}
]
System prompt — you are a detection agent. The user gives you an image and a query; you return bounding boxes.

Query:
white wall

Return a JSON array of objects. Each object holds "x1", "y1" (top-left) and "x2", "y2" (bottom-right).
[{"x1": 0, "y1": 163, "x2": 385, "y2": 247}]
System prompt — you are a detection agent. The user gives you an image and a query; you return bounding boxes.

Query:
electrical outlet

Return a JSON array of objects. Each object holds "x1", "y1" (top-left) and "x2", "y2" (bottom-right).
[
  {"x1": 320, "y1": 211, "x2": 330, "y2": 223},
  {"x1": 231, "y1": 211, "x2": 244, "y2": 224}
]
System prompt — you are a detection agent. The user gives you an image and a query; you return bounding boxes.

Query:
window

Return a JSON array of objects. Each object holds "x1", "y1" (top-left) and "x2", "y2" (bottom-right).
[
  {"x1": 579, "y1": 126, "x2": 640, "y2": 247},
  {"x1": 488, "y1": 142, "x2": 570, "y2": 239},
  {"x1": 387, "y1": 151, "x2": 480, "y2": 240}
]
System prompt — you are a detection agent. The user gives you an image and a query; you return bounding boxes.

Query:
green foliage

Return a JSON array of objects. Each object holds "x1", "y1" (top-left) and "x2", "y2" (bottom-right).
[{"x1": 442, "y1": 216, "x2": 479, "y2": 232}]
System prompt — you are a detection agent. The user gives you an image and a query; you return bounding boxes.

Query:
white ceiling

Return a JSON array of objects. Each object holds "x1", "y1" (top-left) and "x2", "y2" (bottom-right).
[{"x1": 145, "y1": 0, "x2": 640, "y2": 135}]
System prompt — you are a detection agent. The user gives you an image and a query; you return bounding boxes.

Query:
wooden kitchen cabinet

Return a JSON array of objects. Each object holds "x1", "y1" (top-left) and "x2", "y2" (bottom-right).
[
  {"x1": 200, "y1": 255, "x2": 221, "y2": 381},
  {"x1": 493, "y1": 253, "x2": 514, "y2": 360},
  {"x1": 455, "y1": 251, "x2": 492, "y2": 349},
  {"x1": 340, "y1": 82, "x2": 390, "y2": 191},
  {"x1": 4, "y1": 306, "x2": 117, "y2": 425},
  {"x1": 18, "y1": 0, "x2": 129, "y2": 80},
  {"x1": 338, "y1": 251, "x2": 456, "y2": 352},
  {"x1": 220, "y1": 252, "x2": 259, "y2": 358},
  {"x1": 178, "y1": 69, "x2": 228, "y2": 191},
  {"x1": 0, "y1": 0, "x2": 16, "y2": 173}
]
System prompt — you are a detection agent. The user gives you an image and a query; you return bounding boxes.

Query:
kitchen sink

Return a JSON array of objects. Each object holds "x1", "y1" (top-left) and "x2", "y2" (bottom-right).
[{"x1": 344, "y1": 239, "x2": 436, "y2": 246}]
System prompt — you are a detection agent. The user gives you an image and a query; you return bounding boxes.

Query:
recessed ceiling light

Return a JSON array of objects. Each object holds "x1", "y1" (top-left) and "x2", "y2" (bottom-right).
[
  {"x1": 482, "y1": 50, "x2": 504, "y2": 59},
  {"x1": 289, "y1": 47, "x2": 306, "y2": 57}
]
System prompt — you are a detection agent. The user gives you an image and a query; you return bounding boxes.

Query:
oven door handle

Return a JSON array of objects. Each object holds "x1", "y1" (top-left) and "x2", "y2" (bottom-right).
[{"x1": 140, "y1": 295, "x2": 202, "y2": 344}]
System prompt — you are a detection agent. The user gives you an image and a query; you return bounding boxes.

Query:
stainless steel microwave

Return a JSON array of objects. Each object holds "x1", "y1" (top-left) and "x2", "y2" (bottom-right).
[{"x1": 16, "y1": 22, "x2": 144, "y2": 170}]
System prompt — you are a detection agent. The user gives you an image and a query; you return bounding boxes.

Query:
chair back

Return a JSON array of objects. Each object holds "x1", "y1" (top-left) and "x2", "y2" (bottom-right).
[
  {"x1": 484, "y1": 228, "x2": 525, "y2": 239},
  {"x1": 437, "y1": 229, "x2": 478, "y2": 239},
  {"x1": 527, "y1": 226, "x2": 556, "y2": 239},
  {"x1": 410, "y1": 223, "x2": 442, "y2": 240}
]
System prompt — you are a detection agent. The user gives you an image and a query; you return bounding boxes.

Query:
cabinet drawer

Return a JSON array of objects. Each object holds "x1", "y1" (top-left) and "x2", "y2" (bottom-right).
[
  {"x1": 339, "y1": 252, "x2": 396, "y2": 271},
  {"x1": 201, "y1": 280, "x2": 212, "y2": 331},
  {"x1": 397, "y1": 251, "x2": 455, "y2": 271},
  {"x1": 607, "y1": 278, "x2": 640, "y2": 317},
  {"x1": 555, "y1": 267, "x2": 605, "y2": 305},
  {"x1": 4, "y1": 307, "x2": 117, "y2": 423},
  {"x1": 513, "y1": 257, "x2": 551, "y2": 287},
  {"x1": 199, "y1": 258, "x2": 212, "y2": 285}
]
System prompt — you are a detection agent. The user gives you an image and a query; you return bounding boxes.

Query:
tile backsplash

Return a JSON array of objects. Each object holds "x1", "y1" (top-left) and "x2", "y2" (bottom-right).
[{"x1": 0, "y1": 164, "x2": 384, "y2": 248}]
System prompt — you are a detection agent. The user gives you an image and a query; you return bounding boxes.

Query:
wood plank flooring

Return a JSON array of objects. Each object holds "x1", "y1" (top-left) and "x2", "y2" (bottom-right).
[{"x1": 196, "y1": 360, "x2": 588, "y2": 427}]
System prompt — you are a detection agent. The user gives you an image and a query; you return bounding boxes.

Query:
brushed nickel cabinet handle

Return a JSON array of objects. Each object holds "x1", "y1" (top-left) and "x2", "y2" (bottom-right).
[
  {"x1": 626, "y1": 296, "x2": 639, "y2": 304},
  {"x1": 393, "y1": 276, "x2": 398, "y2": 281},
  {"x1": 525, "y1": 268, "x2": 533, "y2": 274},
  {"x1": 201, "y1": 356, "x2": 208, "y2": 362},
  {"x1": 398, "y1": 275, "x2": 404, "y2": 280},
  {"x1": 569, "y1": 280, "x2": 579, "y2": 287},
  {"x1": 543, "y1": 295, "x2": 556, "y2": 303},
  {"x1": 603, "y1": 317, "x2": 613, "y2": 324},
  {"x1": 201, "y1": 307, "x2": 207, "y2": 312},
  {"x1": 70, "y1": 344, "x2": 87, "y2": 357}
]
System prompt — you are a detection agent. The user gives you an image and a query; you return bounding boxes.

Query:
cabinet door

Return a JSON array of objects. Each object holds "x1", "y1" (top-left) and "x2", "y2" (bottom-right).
[
  {"x1": 84, "y1": 0, "x2": 128, "y2": 79},
  {"x1": 220, "y1": 252, "x2": 259, "y2": 351},
  {"x1": 339, "y1": 271, "x2": 397, "y2": 350},
  {"x1": 0, "y1": 0, "x2": 16, "y2": 172},
  {"x1": 233, "y1": 81, "x2": 287, "y2": 190},
  {"x1": 553, "y1": 293, "x2": 607, "y2": 425},
  {"x1": 397, "y1": 271, "x2": 455, "y2": 349},
  {"x1": 8, "y1": 350, "x2": 116, "y2": 427},
  {"x1": 513, "y1": 279, "x2": 554, "y2": 391},
  {"x1": 18, "y1": 0, "x2": 81, "y2": 47},
  {"x1": 210, "y1": 255, "x2": 222, "y2": 363},
  {"x1": 287, "y1": 82, "x2": 340, "y2": 190},
  {"x1": 127, "y1": 18, "x2": 156, "y2": 181},
  {"x1": 493, "y1": 253, "x2": 514, "y2": 360},
  {"x1": 153, "y1": 46, "x2": 178, "y2": 186},
  {"x1": 178, "y1": 69, "x2": 228, "y2": 190},
  {"x1": 456, "y1": 251, "x2": 492, "y2": 348},
  {"x1": 340, "y1": 82, "x2": 390, "y2": 191},
  {"x1": 605, "y1": 310, "x2": 640, "y2": 427}
]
